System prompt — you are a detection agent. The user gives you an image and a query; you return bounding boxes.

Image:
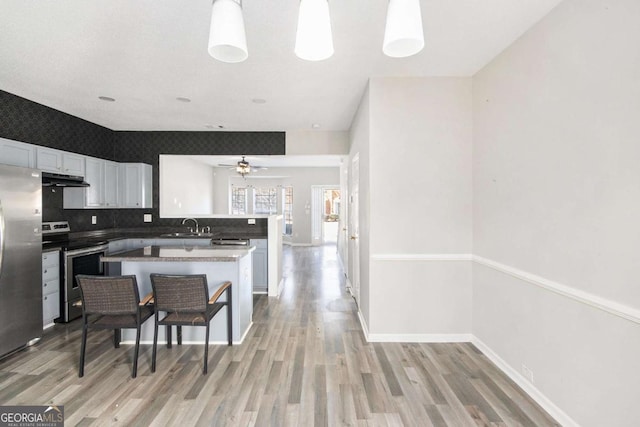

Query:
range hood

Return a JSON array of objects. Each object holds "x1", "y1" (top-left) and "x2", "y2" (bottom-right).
[{"x1": 41, "y1": 171, "x2": 90, "y2": 187}]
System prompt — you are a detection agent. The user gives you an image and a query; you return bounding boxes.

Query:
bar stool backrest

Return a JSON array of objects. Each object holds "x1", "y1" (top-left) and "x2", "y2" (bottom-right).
[{"x1": 150, "y1": 274, "x2": 209, "y2": 313}]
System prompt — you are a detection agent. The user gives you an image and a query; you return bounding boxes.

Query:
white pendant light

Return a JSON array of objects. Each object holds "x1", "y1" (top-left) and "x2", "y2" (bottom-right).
[
  {"x1": 383, "y1": 0, "x2": 424, "y2": 58},
  {"x1": 295, "y1": 0, "x2": 334, "y2": 61},
  {"x1": 208, "y1": 0, "x2": 248, "y2": 63}
]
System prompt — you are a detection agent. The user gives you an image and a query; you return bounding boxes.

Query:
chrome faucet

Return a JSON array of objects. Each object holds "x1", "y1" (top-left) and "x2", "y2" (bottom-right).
[{"x1": 181, "y1": 218, "x2": 199, "y2": 233}]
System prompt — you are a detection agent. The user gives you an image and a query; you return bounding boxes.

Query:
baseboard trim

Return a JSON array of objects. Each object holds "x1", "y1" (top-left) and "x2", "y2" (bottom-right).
[
  {"x1": 122, "y1": 322, "x2": 253, "y2": 346},
  {"x1": 283, "y1": 241, "x2": 313, "y2": 247},
  {"x1": 366, "y1": 333, "x2": 473, "y2": 343},
  {"x1": 471, "y1": 336, "x2": 579, "y2": 427},
  {"x1": 357, "y1": 309, "x2": 369, "y2": 340}
]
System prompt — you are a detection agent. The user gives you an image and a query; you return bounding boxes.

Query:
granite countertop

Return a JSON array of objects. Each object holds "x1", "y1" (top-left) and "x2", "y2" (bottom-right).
[
  {"x1": 69, "y1": 227, "x2": 268, "y2": 242},
  {"x1": 101, "y1": 245, "x2": 256, "y2": 262}
]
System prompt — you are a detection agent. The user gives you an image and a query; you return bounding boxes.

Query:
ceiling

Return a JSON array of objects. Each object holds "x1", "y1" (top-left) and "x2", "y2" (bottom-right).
[{"x1": 0, "y1": 0, "x2": 563, "y2": 132}]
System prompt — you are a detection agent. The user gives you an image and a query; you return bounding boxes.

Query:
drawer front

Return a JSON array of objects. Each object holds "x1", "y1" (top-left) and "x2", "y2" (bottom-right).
[
  {"x1": 42, "y1": 265, "x2": 59, "y2": 282},
  {"x1": 43, "y1": 278, "x2": 59, "y2": 296},
  {"x1": 43, "y1": 291, "x2": 60, "y2": 327},
  {"x1": 42, "y1": 251, "x2": 60, "y2": 268}
]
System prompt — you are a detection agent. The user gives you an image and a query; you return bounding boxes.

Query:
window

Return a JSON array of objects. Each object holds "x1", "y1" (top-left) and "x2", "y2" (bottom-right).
[
  {"x1": 254, "y1": 187, "x2": 278, "y2": 214},
  {"x1": 231, "y1": 186, "x2": 247, "y2": 215},
  {"x1": 283, "y1": 186, "x2": 293, "y2": 235}
]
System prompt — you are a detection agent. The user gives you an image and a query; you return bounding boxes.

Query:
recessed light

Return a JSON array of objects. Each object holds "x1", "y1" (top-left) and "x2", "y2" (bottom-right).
[
  {"x1": 98, "y1": 96, "x2": 115, "y2": 102},
  {"x1": 252, "y1": 98, "x2": 267, "y2": 104},
  {"x1": 176, "y1": 97, "x2": 191, "y2": 103},
  {"x1": 312, "y1": 123, "x2": 321, "y2": 129}
]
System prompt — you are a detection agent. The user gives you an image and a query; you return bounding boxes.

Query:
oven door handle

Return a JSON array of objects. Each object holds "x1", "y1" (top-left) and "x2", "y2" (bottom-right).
[
  {"x1": 64, "y1": 244, "x2": 109, "y2": 257},
  {"x1": 0, "y1": 199, "x2": 4, "y2": 279}
]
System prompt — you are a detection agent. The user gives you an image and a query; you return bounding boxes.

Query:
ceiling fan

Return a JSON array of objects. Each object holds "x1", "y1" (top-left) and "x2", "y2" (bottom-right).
[{"x1": 218, "y1": 156, "x2": 267, "y2": 178}]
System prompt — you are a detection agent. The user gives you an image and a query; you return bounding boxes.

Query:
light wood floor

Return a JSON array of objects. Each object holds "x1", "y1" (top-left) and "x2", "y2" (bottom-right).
[{"x1": 0, "y1": 245, "x2": 559, "y2": 426}]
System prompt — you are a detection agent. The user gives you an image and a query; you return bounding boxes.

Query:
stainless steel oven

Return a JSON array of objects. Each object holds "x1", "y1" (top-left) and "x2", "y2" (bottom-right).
[
  {"x1": 62, "y1": 244, "x2": 108, "y2": 322},
  {"x1": 43, "y1": 221, "x2": 109, "y2": 323}
]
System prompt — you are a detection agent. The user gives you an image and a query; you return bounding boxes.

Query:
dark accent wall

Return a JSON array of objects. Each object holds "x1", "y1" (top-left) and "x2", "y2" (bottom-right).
[
  {"x1": 0, "y1": 90, "x2": 114, "y2": 160},
  {"x1": 1, "y1": 89, "x2": 285, "y2": 232}
]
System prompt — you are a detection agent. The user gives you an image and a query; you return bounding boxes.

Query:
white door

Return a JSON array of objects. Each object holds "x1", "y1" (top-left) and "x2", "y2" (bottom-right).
[{"x1": 350, "y1": 154, "x2": 360, "y2": 306}]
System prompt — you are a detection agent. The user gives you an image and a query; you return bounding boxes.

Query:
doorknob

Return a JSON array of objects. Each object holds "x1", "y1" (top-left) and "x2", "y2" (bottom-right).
[{"x1": 350, "y1": 235, "x2": 357, "y2": 240}]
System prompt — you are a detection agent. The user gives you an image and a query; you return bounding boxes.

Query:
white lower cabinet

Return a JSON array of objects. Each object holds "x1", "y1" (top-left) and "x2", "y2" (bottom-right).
[
  {"x1": 42, "y1": 250, "x2": 60, "y2": 328},
  {"x1": 250, "y1": 239, "x2": 268, "y2": 293}
]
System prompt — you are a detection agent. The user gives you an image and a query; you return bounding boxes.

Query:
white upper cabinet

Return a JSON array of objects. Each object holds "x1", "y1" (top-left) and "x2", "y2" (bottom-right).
[
  {"x1": 84, "y1": 157, "x2": 104, "y2": 207},
  {"x1": 62, "y1": 152, "x2": 84, "y2": 176},
  {"x1": 0, "y1": 138, "x2": 36, "y2": 168},
  {"x1": 0, "y1": 138, "x2": 152, "y2": 210},
  {"x1": 36, "y1": 147, "x2": 62, "y2": 172},
  {"x1": 104, "y1": 161, "x2": 119, "y2": 207},
  {"x1": 64, "y1": 157, "x2": 121, "y2": 209},
  {"x1": 36, "y1": 147, "x2": 85, "y2": 176},
  {"x1": 120, "y1": 163, "x2": 152, "y2": 208}
]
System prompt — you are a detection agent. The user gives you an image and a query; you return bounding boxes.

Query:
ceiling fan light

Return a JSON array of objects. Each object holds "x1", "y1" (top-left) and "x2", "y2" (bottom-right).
[
  {"x1": 208, "y1": 0, "x2": 248, "y2": 63},
  {"x1": 383, "y1": 0, "x2": 424, "y2": 58},
  {"x1": 236, "y1": 157, "x2": 251, "y2": 176},
  {"x1": 295, "y1": 0, "x2": 334, "y2": 61}
]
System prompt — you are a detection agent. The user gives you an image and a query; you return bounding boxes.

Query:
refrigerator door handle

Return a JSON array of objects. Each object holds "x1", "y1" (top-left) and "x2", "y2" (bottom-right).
[{"x1": 0, "y1": 198, "x2": 4, "y2": 278}]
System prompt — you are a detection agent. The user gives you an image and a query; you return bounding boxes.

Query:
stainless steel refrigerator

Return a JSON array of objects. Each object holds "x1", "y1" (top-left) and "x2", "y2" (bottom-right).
[{"x1": 0, "y1": 163, "x2": 42, "y2": 358}]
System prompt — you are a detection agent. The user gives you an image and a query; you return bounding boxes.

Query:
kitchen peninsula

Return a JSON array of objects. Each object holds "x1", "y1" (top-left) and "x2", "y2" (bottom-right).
[{"x1": 101, "y1": 245, "x2": 255, "y2": 345}]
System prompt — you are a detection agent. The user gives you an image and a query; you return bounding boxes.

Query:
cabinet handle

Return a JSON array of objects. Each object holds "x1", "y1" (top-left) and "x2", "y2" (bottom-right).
[
  {"x1": 44, "y1": 269, "x2": 47, "y2": 274},
  {"x1": 44, "y1": 283, "x2": 47, "y2": 287},
  {"x1": 44, "y1": 296, "x2": 47, "y2": 300}
]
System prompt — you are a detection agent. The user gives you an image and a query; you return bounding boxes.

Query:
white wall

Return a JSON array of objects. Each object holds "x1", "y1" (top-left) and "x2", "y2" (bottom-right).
[
  {"x1": 473, "y1": 0, "x2": 640, "y2": 425},
  {"x1": 350, "y1": 77, "x2": 474, "y2": 338},
  {"x1": 286, "y1": 130, "x2": 350, "y2": 155},
  {"x1": 159, "y1": 155, "x2": 214, "y2": 217}
]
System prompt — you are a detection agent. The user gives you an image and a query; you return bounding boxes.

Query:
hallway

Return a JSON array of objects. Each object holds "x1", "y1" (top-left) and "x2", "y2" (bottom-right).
[{"x1": 0, "y1": 245, "x2": 558, "y2": 426}]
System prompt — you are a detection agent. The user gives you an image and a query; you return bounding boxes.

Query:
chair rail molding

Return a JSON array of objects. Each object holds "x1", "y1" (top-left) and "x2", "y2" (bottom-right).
[
  {"x1": 371, "y1": 253, "x2": 473, "y2": 261},
  {"x1": 368, "y1": 253, "x2": 640, "y2": 325},
  {"x1": 473, "y1": 255, "x2": 640, "y2": 325}
]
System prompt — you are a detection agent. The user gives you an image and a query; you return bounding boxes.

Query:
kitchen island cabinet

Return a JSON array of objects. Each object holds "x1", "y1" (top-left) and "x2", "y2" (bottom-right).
[{"x1": 101, "y1": 245, "x2": 254, "y2": 345}]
